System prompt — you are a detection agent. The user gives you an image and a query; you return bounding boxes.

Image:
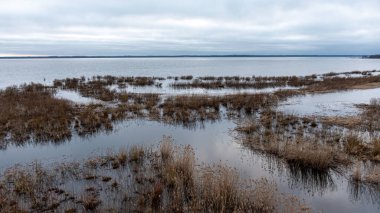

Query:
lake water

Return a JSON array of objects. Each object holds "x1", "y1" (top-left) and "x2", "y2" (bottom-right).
[
  {"x1": 1, "y1": 57, "x2": 380, "y2": 88},
  {"x1": 280, "y1": 88, "x2": 380, "y2": 116},
  {"x1": 1, "y1": 57, "x2": 380, "y2": 212}
]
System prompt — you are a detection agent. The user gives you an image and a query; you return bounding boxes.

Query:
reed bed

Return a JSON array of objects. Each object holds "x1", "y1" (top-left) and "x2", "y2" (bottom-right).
[
  {"x1": 0, "y1": 138, "x2": 311, "y2": 212},
  {"x1": 0, "y1": 84, "x2": 73, "y2": 144},
  {"x1": 0, "y1": 79, "x2": 302, "y2": 146},
  {"x1": 233, "y1": 109, "x2": 380, "y2": 171},
  {"x1": 169, "y1": 71, "x2": 380, "y2": 92}
]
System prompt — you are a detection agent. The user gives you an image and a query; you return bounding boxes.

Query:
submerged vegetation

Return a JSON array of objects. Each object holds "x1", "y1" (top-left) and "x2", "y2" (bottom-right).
[{"x1": 0, "y1": 139, "x2": 311, "y2": 212}]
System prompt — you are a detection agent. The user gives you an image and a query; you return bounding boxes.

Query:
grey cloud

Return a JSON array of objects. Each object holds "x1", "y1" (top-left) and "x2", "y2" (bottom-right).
[{"x1": 0, "y1": 0, "x2": 380, "y2": 55}]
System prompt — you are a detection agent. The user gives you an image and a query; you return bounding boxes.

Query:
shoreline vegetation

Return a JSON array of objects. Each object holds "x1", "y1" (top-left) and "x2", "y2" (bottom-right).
[
  {"x1": 1, "y1": 70, "x2": 379, "y2": 144},
  {"x1": 1, "y1": 70, "x2": 380, "y2": 211},
  {"x1": 0, "y1": 138, "x2": 312, "y2": 212}
]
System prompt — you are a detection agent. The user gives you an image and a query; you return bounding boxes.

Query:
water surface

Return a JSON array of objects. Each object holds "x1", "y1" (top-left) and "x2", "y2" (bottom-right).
[
  {"x1": 280, "y1": 88, "x2": 380, "y2": 116},
  {"x1": 1, "y1": 57, "x2": 380, "y2": 88},
  {"x1": 0, "y1": 119, "x2": 378, "y2": 212}
]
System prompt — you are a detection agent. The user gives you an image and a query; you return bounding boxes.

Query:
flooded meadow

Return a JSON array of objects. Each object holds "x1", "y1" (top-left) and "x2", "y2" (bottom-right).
[{"x1": 1, "y1": 57, "x2": 380, "y2": 212}]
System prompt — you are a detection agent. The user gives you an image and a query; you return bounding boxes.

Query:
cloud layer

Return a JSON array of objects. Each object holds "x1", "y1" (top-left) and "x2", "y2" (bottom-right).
[{"x1": 1, "y1": 0, "x2": 380, "y2": 55}]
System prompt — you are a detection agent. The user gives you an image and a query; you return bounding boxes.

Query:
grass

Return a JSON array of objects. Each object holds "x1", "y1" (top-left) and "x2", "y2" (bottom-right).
[
  {"x1": 160, "y1": 136, "x2": 174, "y2": 161},
  {"x1": 0, "y1": 84, "x2": 73, "y2": 144},
  {"x1": 235, "y1": 111, "x2": 356, "y2": 172},
  {"x1": 373, "y1": 139, "x2": 380, "y2": 161},
  {"x1": 128, "y1": 145, "x2": 145, "y2": 162},
  {"x1": 0, "y1": 83, "x2": 163, "y2": 145},
  {"x1": 4, "y1": 71, "x2": 377, "y2": 145},
  {"x1": 282, "y1": 143, "x2": 341, "y2": 171},
  {"x1": 345, "y1": 135, "x2": 368, "y2": 156},
  {"x1": 363, "y1": 167, "x2": 380, "y2": 184},
  {"x1": 0, "y1": 139, "x2": 311, "y2": 212},
  {"x1": 168, "y1": 71, "x2": 380, "y2": 92}
]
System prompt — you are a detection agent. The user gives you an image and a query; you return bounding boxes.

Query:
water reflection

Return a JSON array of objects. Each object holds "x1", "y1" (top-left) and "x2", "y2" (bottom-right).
[
  {"x1": 251, "y1": 152, "x2": 337, "y2": 196},
  {"x1": 348, "y1": 181, "x2": 380, "y2": 207},
  {"x1": 286, "y1": 163, "x2": 337, "y2": 196},
  {"x1": 1, "y1": 117, "x2": 380, "y2": 212}
]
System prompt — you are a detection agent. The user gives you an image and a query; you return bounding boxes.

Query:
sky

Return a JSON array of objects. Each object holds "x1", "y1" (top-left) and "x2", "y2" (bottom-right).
[{"x1": 1, "y1": 0, "x2": 380, "y2": 56}]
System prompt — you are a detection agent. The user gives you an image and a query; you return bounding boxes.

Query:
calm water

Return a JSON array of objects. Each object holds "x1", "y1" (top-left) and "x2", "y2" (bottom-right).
[
  {"x1": 1, "y1": 119, "x2": 378, "y2": 212},
  {"x1": 1, "y1": 57, "x2": 380, "y2": 212},
  {"x1": 1, "y1": 57, "x2": 380, "y2": 88},
  {"x1": 280, "y1": 88, "x2": 380, "y2": 116}
]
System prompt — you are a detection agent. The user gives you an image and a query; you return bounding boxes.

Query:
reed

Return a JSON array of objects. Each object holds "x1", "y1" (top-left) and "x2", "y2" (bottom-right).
[{"x1": 0, "y1": 139, "x2": 311, "y2": 212}]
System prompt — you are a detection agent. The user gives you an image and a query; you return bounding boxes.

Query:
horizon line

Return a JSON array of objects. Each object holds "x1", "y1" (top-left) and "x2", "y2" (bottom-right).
[{"x1": 0, "y1": 54, "x2": 373, "y2": 59}]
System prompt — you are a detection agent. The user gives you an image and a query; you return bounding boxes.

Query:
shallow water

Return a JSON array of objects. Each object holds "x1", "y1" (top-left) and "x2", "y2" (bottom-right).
[
  {"x1": 1, "y1": 119, "x2": 379, "y2": 212},
  {"x1": 279, "y1": 88, "x2": 380, "y2": 116},
  {"x1": 106, "y1": 78, "x2": 298, "y2": 96},
  {"x1": 55, "y1": 90, "x2": 101, "y2": 104},
  {"x1": 1, "y1": 57, "x2": 380, "y2": 88}
]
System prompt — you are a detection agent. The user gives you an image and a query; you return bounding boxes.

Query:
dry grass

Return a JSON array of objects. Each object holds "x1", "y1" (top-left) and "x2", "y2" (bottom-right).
[
  {"x1": 160, "y1": 136, "x2": 174, "y2": 161},
  {"x1": 128, "y1": 145, "x2": 145, "y2": 162},
  {"x1": 0, "y1": 83, "x2": 163, "y2": 145},
  {"x1": 318, "y1": 116, "x2": 361, "y2": 129},
  {"x1": 235, "y1": 111, "x2": 353, "y2": 172},
  {"x1": 0, "y1": 80, "x2": 301, "y2": 145},
  {"x1": 373, "y1": 140, "x2": 380, "y2": 161},
  {"x1": 168, "y1": 71, "x2": 380, "y2": 93},
  {"x1": 0, "y1": 139, "x2": 311, "y2": 212},
  {"x1": 0, "y1": 84, "x2": 73, "y2": 144},
  {"x1": 359, "y1": 98, "x2": 380, "y2": 132},
  {"x1": 305, "y1": 75, "x2": 380, "y2": 93},
  {"x1": 344, "y1": 135, "x2": 368, "y2": 156},
  {"x1": 364, "y1": 167, "x2": 380, "y2": 184},
  {"x1": 282, "y1": 143, "x2": 343, "y2": 171}
]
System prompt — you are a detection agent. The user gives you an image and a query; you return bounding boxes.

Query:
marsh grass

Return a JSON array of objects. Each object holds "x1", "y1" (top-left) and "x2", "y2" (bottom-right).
[
  {"x1": 5, "y1": 71, "x2": 365, "y2": 146},
  {"x1": 168, "y1": 71, "x2": 380, "y2": 93},
  {"x1": 344, "y1": 135, "x2": 369, "y2": 156},
  {"x1": 282, "y1": 143, "x2": 343, "y2": 171},
  {"x1": 363, "y1": 167, "x2": 380, "y2": 184},
  {"x1": 0, "y1": 139, "x2": 311, "y2": 212},
  {"x1": 0, "y1": 83, "x2": 163, "y2": 145},
  {"x1": 0, "y1": 84, "x2": 73, "y2": 144},
  {"x1": 234, "y1": 111, "x2": 354, "y2": 172}
]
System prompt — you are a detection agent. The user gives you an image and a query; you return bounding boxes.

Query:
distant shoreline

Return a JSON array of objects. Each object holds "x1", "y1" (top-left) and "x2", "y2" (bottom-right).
[
  {"x1": 0, "y1": 55, "x2": 367, "y2": 59},
  {"x1": 364, "y1": 55, "x2": 380, "y2": 59}
]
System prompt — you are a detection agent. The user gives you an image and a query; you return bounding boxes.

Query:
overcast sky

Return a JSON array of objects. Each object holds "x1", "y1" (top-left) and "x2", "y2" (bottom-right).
[{"x1": 1, "y1": 0, "x2": 380, "y2": 56}]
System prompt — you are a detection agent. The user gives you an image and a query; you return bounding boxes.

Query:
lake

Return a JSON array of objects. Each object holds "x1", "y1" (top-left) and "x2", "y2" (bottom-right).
[{"x1": 1, "y1": 57, "x2": 380, "y2": 88}]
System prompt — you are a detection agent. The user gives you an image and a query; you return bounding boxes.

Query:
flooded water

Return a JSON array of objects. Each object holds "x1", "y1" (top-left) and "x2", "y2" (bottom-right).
[
  {"x1": 106, "y1": 79, "x2": 295, "y2": 96},
  {"x1": 1, "y1": 57, "x2": 380, "y2": 212},
  {"x1": 1, "y1": 57, "x2": 380, "y2": 88},
  {"x1": 280, "y1": 88, "x2": 380, "y2": 116},
  {"x1": 1, "y1": 119, "x2": 379, "y2": 212}
]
